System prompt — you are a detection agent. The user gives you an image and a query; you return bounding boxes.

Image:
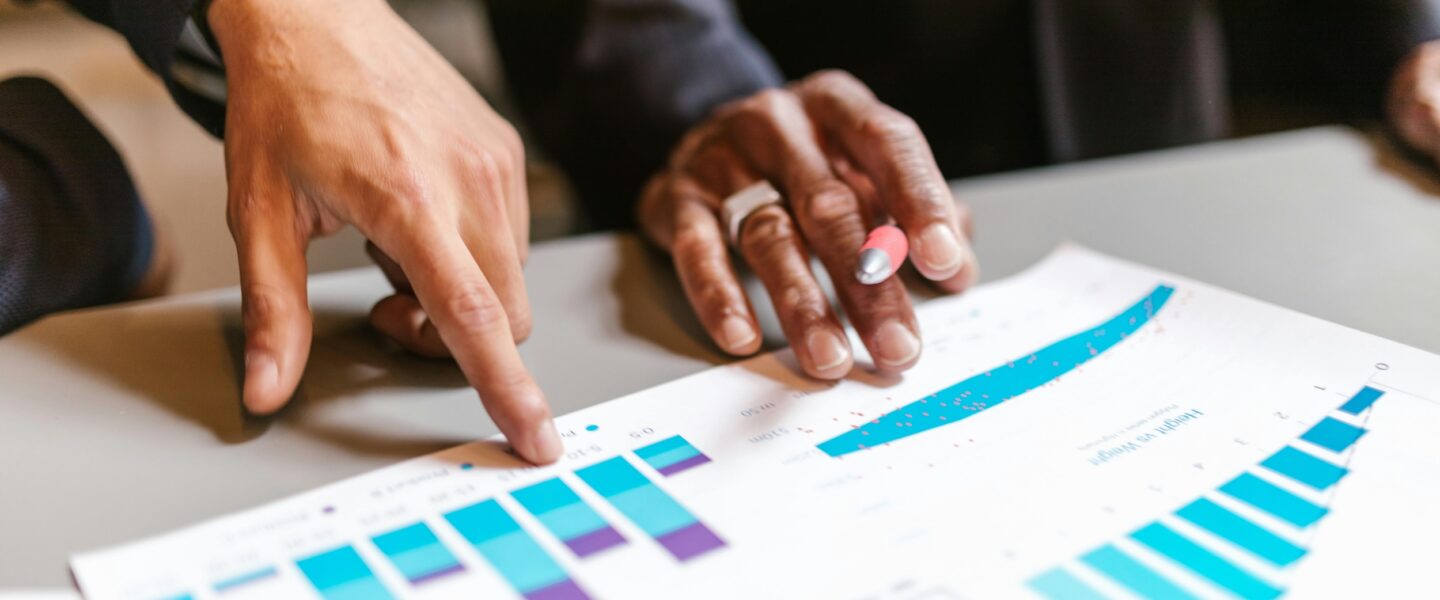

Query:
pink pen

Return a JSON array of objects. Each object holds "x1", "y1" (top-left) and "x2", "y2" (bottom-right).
[{"x1": 855, "y1": 225, "x2": 909, "y2": 285}]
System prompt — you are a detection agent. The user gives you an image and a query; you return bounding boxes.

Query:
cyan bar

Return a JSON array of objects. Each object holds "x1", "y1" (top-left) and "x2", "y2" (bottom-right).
[
  {"x1": 1026, "y1": 567, "x2": 1108, "y2": 600},
  {"x1": 443, "y1": 500, "x2": 586, "y2": 598},
  {"x1": 1081, "y1": 544, "x2": 1197, "y2": 599},
  {"x1": 1261, "y1": 447, "x2": 1347, "y2": 490},
  {"x1": 1131, "y1": 523, "x2": 1282, "y2": 600},
  {"x1": 513, "y1": 478, "x2": 626, "y2": 558},
  {"x1": 373, "y1": 522, "x2": 464, "y2": 585},
  {"x1": 574, "y1": 457, "x2": 649, "y2": 497},
  {"x1": 213, "y1": 566, "x2": 278, "y2": 593},
  {"x1": 1300, "y1": 418, "x2": 1366, "y2": 453},
  {"x1": 1219, "y1": 474, "x2": 1327, "y2": 528},
  {"x1": 642, "y1": 445, "x2": 701, "y2": 470},
  {"x1": 1176, "y1": 499, "x2": 1306, "y2": 567},
  {"x1": 576, "y1": 457, "x2": 725, "y2": 561},
  {"x1": 296, "y1": 545, "x2": 394, "y2": 600},
  {"x1": 634, "y1": 435, "x2": 692, "y2": 460},
  {"x1": 1339, "y1": 386, "x2": 1384, "y2": 415}
]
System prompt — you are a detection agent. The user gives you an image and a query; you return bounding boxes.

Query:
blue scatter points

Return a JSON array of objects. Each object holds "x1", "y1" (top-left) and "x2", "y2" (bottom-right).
[{"x1": 820, "y1": 285, "x2": 1174, "y2": 457}]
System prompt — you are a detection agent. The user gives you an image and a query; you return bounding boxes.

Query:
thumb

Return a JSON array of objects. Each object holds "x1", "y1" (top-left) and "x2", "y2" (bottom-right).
[{"x1": 229, "y1": 184, "x2": 313, "y2": 415}]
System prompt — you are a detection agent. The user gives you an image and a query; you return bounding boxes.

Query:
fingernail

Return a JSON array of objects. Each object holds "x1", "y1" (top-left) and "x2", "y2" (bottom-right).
[
  {"x1": 718, "y1": 315, "x2": 758, "y2": 352},
  {"x1": 807, "y1": 329, "x2": 851, "y2": 373},
  {"x1": 528, "y1": 419, "x2": 564, "y2": 464},
  {"x1": 874, "y1": 320, "x2": 920, "y2": 368},
  {"x1": 916, "y1": 223, "x2": 963, "y2": 276}
]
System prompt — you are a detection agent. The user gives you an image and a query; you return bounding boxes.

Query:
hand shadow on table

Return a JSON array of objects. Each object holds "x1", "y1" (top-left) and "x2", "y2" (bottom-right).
[
  {"x1": 1370, "y1": 130, "x2": 1440, "y2": 198},
  {"x1": 14, "y1": 298, "x2": 471, "y2": 457}
]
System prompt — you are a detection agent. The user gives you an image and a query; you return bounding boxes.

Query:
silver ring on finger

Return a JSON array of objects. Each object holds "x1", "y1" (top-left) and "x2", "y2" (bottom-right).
[{"x1": 720, "y1": 180, "x2": 784, "y2": 248}]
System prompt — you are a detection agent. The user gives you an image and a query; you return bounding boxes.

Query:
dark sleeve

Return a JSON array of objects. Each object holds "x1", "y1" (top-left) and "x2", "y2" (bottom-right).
[
  {"x1": 489, "y1": 0, "x2": 783, "y2": 230},
  {"x1": 1224, "y1": 0, "x2": 1440, "y2": 119},
  {"x1": 61, "y1": 0, "x2": 226, "y2": 136},
  {"x1": 0, "y1": 77, "x2": 153, "y2": 335}
]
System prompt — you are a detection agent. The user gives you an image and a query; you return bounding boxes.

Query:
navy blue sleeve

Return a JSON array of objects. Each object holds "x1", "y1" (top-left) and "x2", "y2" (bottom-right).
[
  {"x1": 489, "y1": 0, "x2": 783, "y2": 229},
  {"x1": 0, "y1": 77, "x2": 153, "y2": 334}
]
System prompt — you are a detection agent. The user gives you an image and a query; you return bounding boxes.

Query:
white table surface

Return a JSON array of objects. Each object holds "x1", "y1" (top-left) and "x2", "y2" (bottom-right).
[{"x1": 2, "y1": 126, "x2": 1436, "y2": 588}]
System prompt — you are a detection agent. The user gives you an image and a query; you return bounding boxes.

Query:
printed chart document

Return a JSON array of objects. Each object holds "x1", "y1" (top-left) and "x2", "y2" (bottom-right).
[{"x1": 71, "y1": 247, "x2": 1440, "y2": 600}]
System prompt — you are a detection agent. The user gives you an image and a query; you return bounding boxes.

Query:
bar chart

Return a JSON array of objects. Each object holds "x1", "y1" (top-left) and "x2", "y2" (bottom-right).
[
  {"x1": 1028, "y1": 386, "x2": 1385, "y2": 600},
  {"x1": 818, "y1": 285, "x2": 1174, "y2": 458},
  {"x1": 635, "y1": 435, "x2": 712, "y2": 477},
  {"x1": 512, "y1": 478, "x2": 627, "y2": 558},
  {"x1": 575, "y1": 457, "x2": 726, "y2": 561}
]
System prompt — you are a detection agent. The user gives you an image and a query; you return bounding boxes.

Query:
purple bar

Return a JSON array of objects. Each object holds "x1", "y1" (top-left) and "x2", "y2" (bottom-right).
[
  {"x1": 410, "y1": 563, "x2": 466, "y2": 586},
  {"x1": 524, "y1": 579, "x2": 590, "y2": 600},
  {"x1": 564, "y1": 525, "x2": 627, "y2": 558},
  {"x1": 655, "y1": 522, "x2": 726, "y2": 561},
  {"x1": 656, "y1": 454, "x2": 712, "y2": 476}
]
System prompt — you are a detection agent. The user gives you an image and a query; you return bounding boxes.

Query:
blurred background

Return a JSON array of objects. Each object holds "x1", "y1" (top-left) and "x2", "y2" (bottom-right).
[
  {"x1": 0, "y1": 0, "x2": 579, "y2": 294},
  {"x1": 0, "y1": 0, "x2": 1408, "y2": 294}
]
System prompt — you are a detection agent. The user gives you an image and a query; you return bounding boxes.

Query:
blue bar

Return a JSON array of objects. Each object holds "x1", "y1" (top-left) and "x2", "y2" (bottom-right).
[
  {"x1": 443, "y1": 499, "x2": 575, "y2": 596},
  {"x1": 1081, "y1": 545, "x2": 1196, "y2": 599},
  {"x1": 296, "y1": 545, "x2": 394, "y2": 600},
  {"x1": 634, "y1": 435, "x2": 691, "y2": 459},
  {"x1": 213, "y1": 566, "x2": 278, "y2": 593},
  {"x1": 1300, "y1": 418, "x2": 1366, "y2": 453},
  {"x1": 818, "y1": 285, "x2": 1174, "y2": 457},
  {"x1": 372, "y1": 522, "x2": 464, "y2": 585},
  {"x1": 1131, "y1": 523, "x2": 1282, "y2": 600},
  {"x1": 1176, "y1": 499, "x2": 1306, "y2": 566},
  {"x1": 576, "y1": 458, "x2": 695, "y2": 537},
  {"x1": 1219, "y1": 473, "x2": 1327, "y2": 527},
  {"x1": 1027, "y1": 568, "x2": 1108, "y2": 600},
  {"x1": 1261, "y1": 447, "x2": 1347, "y2": 490},
  {"x1": 575, "y1": 456, "x2": 726, "y2": 561},
  {"x1": 1339, "y1": 386, "x2": 1384, "y2": 415},
  {"x1": 513, "y1": 477, "x2": 627, "y2": 558}
]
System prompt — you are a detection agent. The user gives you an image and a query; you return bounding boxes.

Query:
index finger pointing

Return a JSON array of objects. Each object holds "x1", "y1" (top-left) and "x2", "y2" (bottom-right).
[
  {"x1": 794, "y1": 71, "x2": 975, "y2": 286},
  {"x1": 382, "y1": 227, "x2": 560, "y2": 464}
]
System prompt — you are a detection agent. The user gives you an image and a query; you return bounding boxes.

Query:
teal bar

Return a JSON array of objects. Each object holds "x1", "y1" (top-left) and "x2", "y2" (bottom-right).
[
  {"x1": 1081, "y1": 545, "x2": 1197, "y2": 599},
  {"x1": 576, "y1": 457, "x2": 696, "y2": 537},
  {"x1": 1300, "y1": 418, "x2": 1366, "y2": 453},
  {"x1": 1261, "y1": 447, "x2": 1347, "y2": 490},
  {"x1": 443, "y1": 499, "x2": 570, "y2": 594},
  {"x1": 1131, "y1": 523, "x2": 1282, "y2": 600},
  {"x1": 1339, "y1": 386, "x2": 1383, "y2": 415},
  {"x1": 296, "y1": 546, "x2": 394, "y2": 600},
  {"x1": 513, "y1": 478, "x2": 609, "y2": 538},
  {"x1": 1027, "y1": 568, "x2": 1109, "y2": 600},
  {"x1": 574, "y1": 457, "x2": 649, "y2": 496},
  {"x1": 1219, "y1": 474, "x2": 1327, "y2": 527},
  {"x1": 1176, "y1": 499, "x2": 1305, "y2": 566},
  {"x1": 641, "y1": 445, "x2": 701, "y2": 470},
  {"x1": 634, "y1": 435, "x2": 692, "y2": 460}
]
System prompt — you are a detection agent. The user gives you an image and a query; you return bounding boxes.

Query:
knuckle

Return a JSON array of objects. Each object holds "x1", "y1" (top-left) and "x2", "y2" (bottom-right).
[
  {"x1": 243, "y1": 283, "x2": 293, "y2": 327},
  {"x1": 740, "y1": 208, "x2": 799, "y2": 259},
  {"x1": 735, "y1": 88, "x2": 795, "y2": 120},
  {"x1": 442, "y1": 285, "x2": 510, "y2": 333},
  {"x1": 859, "y1": 110, "x2": 921, "y2": 144},
  {"x1": 800, "y1": 180, "x2": 860, "y2": 226},
  {"x1": 805, "y1": 69, "x2": 862, "y2": 93},
  {"x1": 671, "y1": 223, "x2": 721, "y2": 261},
  {"x1": 506, "y1": 395, "x2": 552, "y2": 428}
]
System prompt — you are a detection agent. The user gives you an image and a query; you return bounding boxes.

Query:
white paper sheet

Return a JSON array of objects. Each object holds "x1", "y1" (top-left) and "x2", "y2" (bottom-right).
[{"x1": 71, "y1": 246, "x2": 1440, "y2": 600}]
